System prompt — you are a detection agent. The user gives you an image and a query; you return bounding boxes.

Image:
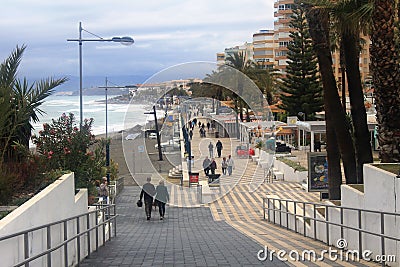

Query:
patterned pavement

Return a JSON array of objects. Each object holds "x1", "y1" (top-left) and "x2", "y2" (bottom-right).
[{"x1": 80, "y1": 118, "x2": 378, "y2": 266}]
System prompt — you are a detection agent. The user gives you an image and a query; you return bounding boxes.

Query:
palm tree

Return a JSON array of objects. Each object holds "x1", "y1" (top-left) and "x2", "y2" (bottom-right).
[
  {"x1": 224, "y1": 51, "x2": 255, "y2": 121},
  {"x1": 307, "y1": 0, "x2": 373, "y2": 184},
  {"x1": 305, "y1": 4, "x2": 358, "y2": 198},
  {"x1": 371, "y1": 0, "x2": 400, "y2": 162},
  {"x1": 13, "y1": 77, "x2": 67, "y2": 149},
  {"x1": 249, "y1": 64, "x2": 280, "y2": 105},
  {"x1": 0, "y1": 45, "x2": 67, "y2": 166}
]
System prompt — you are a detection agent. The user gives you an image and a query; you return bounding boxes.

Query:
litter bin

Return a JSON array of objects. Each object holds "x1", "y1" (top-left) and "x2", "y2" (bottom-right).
[{"x1": 214, "y1": 131, "x2": 219, "y2": 138}]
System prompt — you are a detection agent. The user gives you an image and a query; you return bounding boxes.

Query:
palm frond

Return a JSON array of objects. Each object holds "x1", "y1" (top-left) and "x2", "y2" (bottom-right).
[{"x1": 0, "y1": 45, "x2": 26, "y2": 88}]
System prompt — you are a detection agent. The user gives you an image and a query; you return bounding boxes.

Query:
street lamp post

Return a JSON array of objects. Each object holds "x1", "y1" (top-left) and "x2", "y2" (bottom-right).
[
  {"x1": 67, "y1": 22, "x2": 134, "y2": 128},
  {"x1": 99, "y1": 79, "x2": 135, "y2": 183},
  {"x1": 105, "y1": 78, "x2": 110, "y2": 183}
]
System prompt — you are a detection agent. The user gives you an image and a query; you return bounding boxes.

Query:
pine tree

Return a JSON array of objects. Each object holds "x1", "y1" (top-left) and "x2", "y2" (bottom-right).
[{"x1": 279, "y1": 3, "x2": 323, "y2": 120}]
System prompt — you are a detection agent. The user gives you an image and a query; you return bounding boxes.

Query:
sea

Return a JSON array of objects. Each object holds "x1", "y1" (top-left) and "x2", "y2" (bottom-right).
[{"x1": 32, "y1": 95, "x2": 149, "y2": 137}]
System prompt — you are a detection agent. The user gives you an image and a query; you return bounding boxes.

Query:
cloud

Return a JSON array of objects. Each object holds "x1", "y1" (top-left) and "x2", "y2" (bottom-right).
[{"x1": 0, "y1": 0, "x2": 275, "y2": 81}]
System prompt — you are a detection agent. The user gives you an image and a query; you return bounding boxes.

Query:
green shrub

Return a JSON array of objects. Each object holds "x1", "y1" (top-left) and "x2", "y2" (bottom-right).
[{"x1": 32, "y1": 113, "x2": 107, "y2": 195}]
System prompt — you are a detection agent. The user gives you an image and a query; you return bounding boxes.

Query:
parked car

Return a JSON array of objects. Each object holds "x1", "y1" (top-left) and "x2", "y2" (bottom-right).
[
  {"x1": 276, "y1": 142, "x2": 291, "y2": 153},
  {"x1": 235, "y1": 145, "x2": 255, "y2": 158}
]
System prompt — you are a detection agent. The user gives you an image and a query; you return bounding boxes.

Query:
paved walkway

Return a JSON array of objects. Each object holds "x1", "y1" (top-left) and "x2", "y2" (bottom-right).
[
  {"x1": 81, "y1": 118, "x2": 378, "y2": 266},
  {"x1": 80, "y1": 186, "x2": 287, "y2": 266}
]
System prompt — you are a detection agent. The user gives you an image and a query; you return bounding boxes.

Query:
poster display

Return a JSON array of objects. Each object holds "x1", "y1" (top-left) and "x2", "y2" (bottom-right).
[{"x1": 308, "y1": 152, "x2": 328, "y2": 192}]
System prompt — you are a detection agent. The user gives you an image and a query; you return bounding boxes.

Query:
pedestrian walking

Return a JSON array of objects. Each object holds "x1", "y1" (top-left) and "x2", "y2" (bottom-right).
[
  {"x1": 198, "y1": 121, "x2": 202, "y2": 128},
  {"x1": 140, "y1": 177, "x2": 156, "y2": 220},
  {"x1": 314, "y1": 141, "x2": 321, "y2": 152},
  {"x1": 221, "y1": 157, "x2": 228, "y2": 175},
  {"x1": 208, "y1": 142, "x2": 214, "y2": 158},
  {"x1": 99, "y1": 177, "x2": 109, "y2": 203},
  {"x1": 210, "y1": 158, "x2": 217, "y2": 175},
  {"x1": 155, "y1": 180, "x2": 169, "y2": 220},
  {"x1": 226, "y1": 155, "x2": 235, "y2": 176},
  {"x1": 199, "y1": 128, "x2": 205, "y2": 138},
  {"x1": 202, "y1": 156, "x2": 211, "y2": 176},
  {"x1": 189, "y1": 130, "x2": 193, "y2": 140},
  {"x1": 216, "y1": 140, "x2": 223, "y2": 158},
  {"x1": 206, "y1": 122, "x2": 210, "y2": 132}
]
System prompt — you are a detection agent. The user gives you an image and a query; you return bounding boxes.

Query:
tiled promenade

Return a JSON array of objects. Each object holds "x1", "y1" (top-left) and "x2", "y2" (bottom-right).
[
  {"x1": 81, "y1": 119, "x2": 378, "y2": 266},
  {"x1": 80, "y1": 186, "x2": 287, "y2": 266}
]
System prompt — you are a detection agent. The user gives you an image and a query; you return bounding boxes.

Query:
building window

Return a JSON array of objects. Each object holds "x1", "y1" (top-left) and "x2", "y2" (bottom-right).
[
  {"x1": 278, "y1": 4, "x2": 292, "y2": 10},
  {"x1": 275, "y1": 51, "x2": 287, "y2": 57},
  {"x1": 279, "y1": 41, "x2": 289, "y2": 47}
]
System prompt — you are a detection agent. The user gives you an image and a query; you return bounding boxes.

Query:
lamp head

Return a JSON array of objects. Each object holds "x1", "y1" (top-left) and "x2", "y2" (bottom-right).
[{"x1": 112, "y1": 36, "x2": 134, "y2": 45}]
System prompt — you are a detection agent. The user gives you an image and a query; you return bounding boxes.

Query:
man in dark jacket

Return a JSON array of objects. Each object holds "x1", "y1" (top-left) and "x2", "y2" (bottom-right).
[
  {"x1": 210, "y1": 158, "x2": 217, "y2": 175},
  {"x1": 140, "y1": 177, "x2": 156, "y2": 220},
  {"x1": 216, "y1": 140, "x2": 223, "y2": 158}
]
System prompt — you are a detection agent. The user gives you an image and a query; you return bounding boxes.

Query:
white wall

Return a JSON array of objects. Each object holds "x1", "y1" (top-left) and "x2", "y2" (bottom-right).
[
  {"x1": 267, "y1": 164, "x2": 400, "y2": 266},
  {"x1": 0, "y1": 173, "x2": 109, "y2": 267},
  {"x1": 341, "y1": 165, "x2": 399, "y2": 264},
  {"x1": 274, "y1": 159, "x2": 307, "y2": 183}
]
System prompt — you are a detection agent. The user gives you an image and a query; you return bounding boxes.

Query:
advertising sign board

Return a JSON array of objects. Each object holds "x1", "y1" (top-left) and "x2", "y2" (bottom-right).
[{"x1": 308, "y1": 152, "x2": 328, "y2": 192}]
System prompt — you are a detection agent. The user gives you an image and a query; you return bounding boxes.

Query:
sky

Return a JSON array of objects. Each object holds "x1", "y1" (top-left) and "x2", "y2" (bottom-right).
[{"x1": 0, "y1": 0, "x2": 275, "y2": 87}]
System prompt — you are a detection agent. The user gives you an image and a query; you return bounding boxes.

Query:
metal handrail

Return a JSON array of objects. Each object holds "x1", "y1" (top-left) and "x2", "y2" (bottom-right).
[
  {"x1": 0, "y1": 204, "x2": 117, "y2": 267},
  {"x1": 263, "y1": 197, "x2": 400, "y2": 266}
]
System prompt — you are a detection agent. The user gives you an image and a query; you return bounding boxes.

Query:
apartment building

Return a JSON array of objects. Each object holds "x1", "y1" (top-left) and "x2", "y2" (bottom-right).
[
  {"x1": 253, "y1": 29, "x2": 275, "y2": 69},
  {"x1": 217, "y1": 0, "x2": 371, "y2": 92},
  {"x1": 216, "y1": 42, "x2": 253, "y2": 65},
  {"x1": 274, "y1": 0, "x2": 294, "y2": 74}
]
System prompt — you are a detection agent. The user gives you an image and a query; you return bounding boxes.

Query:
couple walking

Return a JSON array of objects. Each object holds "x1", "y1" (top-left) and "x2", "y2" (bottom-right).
[
  {"x1": 139, "y1": 177, "x2": 169, "y2": 220},
  {"x1": 208, "y1": 140, "x2": 223, "y2": 158},
  {"x1": 221, "y1": 155, "x2": 234, "y2": 176},
  {"x1": 203, "y1": 154, "x2": 234, "y2": 176}
]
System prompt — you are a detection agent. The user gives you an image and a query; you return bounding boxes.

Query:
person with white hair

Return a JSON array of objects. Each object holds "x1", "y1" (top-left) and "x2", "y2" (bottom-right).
[
  {"x1": 140, "y1": 177, "x2": 156, "y2": 220},
  {"x1": 155, "y1": 180, "x2": 169, "y2": 220}
]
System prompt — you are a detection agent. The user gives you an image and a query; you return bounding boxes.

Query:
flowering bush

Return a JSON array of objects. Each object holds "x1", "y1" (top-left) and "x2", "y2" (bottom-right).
[{"x1": 32, "y1": 113, "x2": 106, "y2": 190}]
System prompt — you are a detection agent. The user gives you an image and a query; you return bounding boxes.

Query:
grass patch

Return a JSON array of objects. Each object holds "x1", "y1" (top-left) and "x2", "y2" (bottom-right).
[
  {"x1": 374, "y1": 164, "x2": 400, "y2": 175},
  {"x1": 279, "y1": 157, "x2": 308, "y2": 172}
]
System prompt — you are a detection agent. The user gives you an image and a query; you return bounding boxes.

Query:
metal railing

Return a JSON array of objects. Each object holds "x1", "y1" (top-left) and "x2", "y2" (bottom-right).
[
  {"x1": 0, "y1": 204, "x2": 117, "y2": 267},
  {"x1": 263, "y1": 197, "x2": 400, "y2": 266}
]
